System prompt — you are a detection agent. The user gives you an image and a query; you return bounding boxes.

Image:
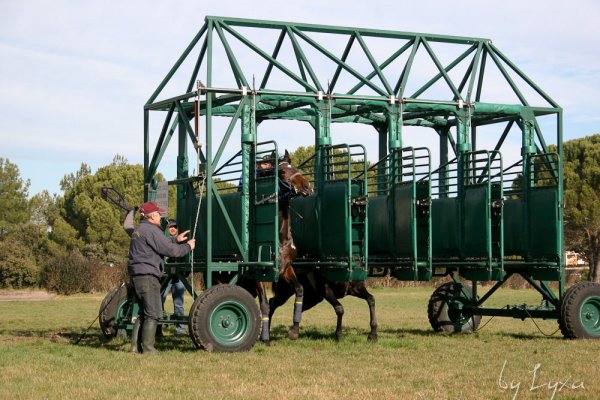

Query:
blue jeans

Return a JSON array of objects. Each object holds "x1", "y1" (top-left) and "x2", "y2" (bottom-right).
[{"x1": 162, "y1": 279, "x2": 185, "y2": 332}]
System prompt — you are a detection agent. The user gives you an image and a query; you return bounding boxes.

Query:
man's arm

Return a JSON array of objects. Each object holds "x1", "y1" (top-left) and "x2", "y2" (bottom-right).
[
  {"x1": 123, "y1": 209, "x2": 136, "y2": 237},
  {"x1": 148, "y1": 229, "x2": 192, "y2": 258}
]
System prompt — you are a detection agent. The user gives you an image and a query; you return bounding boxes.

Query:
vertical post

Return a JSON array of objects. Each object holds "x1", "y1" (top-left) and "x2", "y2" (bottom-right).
[
  {"x1": 557, "y1": 109, "x2": 565, "y2": 296},
  {"x1": 177, "y1": 108, "x2": 189, "y2": 223},
  {"x1": 143, "y1": 109, "x2": 150, "y2": 201},
  {"x1": 315, "y1": 98, "x2": 332, "y2": 256},
  {"x1": 205, "y1": 19, "x2": 214, "y2": 289},
  {"x1": 438, "y1": 127, "x2": 449, "y2": 198},
  {"x1": 315, "y1": 98, "x2": 332, "y2": 190},
  {"x1": 376, "y1": 124, "x2": 387, "y2": 192},
  {"x1": 456, "y1": 108, "x2": 471, "y2": 259},
  {"x1": 240, "y1": 95, "x2": 254, "y2": 262},
  {"x1": 387, "y1": 103, "x2": 402, "y2": 186},
  {"x1": 520, "y1": 108, "x2": 536, "y2": 268}
]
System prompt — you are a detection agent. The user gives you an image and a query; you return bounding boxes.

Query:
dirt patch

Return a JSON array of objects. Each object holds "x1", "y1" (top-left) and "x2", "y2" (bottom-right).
[{"x1": 0, "y1": 290, "x2": 56, "y2": 302}]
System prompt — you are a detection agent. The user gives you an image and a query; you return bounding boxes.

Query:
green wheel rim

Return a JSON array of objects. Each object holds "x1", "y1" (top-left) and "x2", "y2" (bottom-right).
[
  {"x1": 116, "y1": 300, "x2": 138, "y2": 333},
  {"x1": 209, "y1": 300, "x2": 251, "y2": 346},
  {"x1": 580, "y1": 296, "x2": 600, "y2": 336},
  {"x1": 448, "y1": 299, "x2": 470, "y2": 326}
]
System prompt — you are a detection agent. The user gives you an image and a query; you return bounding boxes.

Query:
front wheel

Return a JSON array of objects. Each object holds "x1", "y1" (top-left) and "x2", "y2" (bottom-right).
[
  {"x1": 189, "y1": 284, "x2": 261, "y2": 352},
  {"x1": 428, "y1": 281, "x2": 481, "y2": 333},
  {"x1": 559, "y1": 282, "x2": 600, "y2": 339}
]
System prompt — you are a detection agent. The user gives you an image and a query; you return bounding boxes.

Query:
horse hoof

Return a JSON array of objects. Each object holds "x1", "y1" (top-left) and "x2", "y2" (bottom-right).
[
  {"x1": 287, "y1": 330, "x2": 299, "y2": 340},
  {"x1": 262, "y1": 340, "x2": 271, "y2": 347},
  {"x1": 336, "y1": 335, "x2": 344, "y2": 342},
  {"x1": 367, "y1": 334, "x2": 378, "y2": 342}
]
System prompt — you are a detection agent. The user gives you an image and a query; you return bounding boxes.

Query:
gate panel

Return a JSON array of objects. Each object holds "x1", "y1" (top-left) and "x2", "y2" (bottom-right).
[
  {"x1": 462, "y1": 184, "x2": 489, "y2": 258},
  {"x1": 393, "y1": 183, "x2": 413, "y2": 258},
  {"x1": 528, "y1": 187, "x2": 559, "y2": 260}
]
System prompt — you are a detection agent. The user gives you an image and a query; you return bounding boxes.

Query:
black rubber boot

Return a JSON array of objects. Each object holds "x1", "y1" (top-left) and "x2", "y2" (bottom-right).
[
  {"x1": 141, "y1": 319, "x2": 159, "y2": 355},
  {"x1": 129, "y1": 319, "x2": 142, "y2": 353}
]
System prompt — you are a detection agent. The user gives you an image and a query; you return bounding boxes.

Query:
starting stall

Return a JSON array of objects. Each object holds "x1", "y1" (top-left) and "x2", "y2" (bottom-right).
[{"x1": 99, "y1": 16, "x2": 600, "y2": 351}]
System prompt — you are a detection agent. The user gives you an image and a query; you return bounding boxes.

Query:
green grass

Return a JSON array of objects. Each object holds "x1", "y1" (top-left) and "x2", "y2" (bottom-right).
[{"x1": 0, "y1": 287, "x2": 598, "y2": 399}]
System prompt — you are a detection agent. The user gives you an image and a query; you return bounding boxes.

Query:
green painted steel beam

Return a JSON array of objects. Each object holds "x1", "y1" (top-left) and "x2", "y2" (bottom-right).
[
  {"x1": 147, "y1": 23, "x2": 207, "y2": 105},
  {"x1": 260, "y1": 29, "x2": 286, "y2": 89},
  {"x1": 411, "y1": 44, "x2": 476, "y2": 99},
  {"x1": 355, "y1": 32, "x2": 393, "y2": 94},
  {"x1": 214, "y1": 21, "x2": 249, "y2": 88},
  {"x1": 219, "y1": 21, "x2": 317, "y2": 92},
  {"x1": 287, "y1": 26, "x2": 323, "y2": 92},
  {"x1": 207, "y1": 16, "x2": 489, "y2": 45},
  {"x1": 421, "y1": 38, "x2": 462, "y2": 100},
  {"x1": 290, "y1": 26, "x2": 388, "y2": 96}
]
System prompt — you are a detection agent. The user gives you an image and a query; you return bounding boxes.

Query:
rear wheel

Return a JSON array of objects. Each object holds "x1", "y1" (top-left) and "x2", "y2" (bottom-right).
[
  {"x1": 428, "y1": 281, "x2": 481, "y2": 333},
  {"x1": 189, "y1": 284, "x2": 260, "y2": 352},
  {"x1": 99, "y1": 285, "x2": 133, "y2": 338},
  {"x1": 559, "y1": 282, "x2": 600, "y2": 339}
]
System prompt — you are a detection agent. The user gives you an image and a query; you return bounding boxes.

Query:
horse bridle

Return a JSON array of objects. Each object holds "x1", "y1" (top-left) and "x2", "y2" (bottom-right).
[{"x1": 278, "y1": 162, "x2": 305, "y2": 200}]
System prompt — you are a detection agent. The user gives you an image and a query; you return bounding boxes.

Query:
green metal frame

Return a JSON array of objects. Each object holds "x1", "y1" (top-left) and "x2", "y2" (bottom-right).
[{"x1": 143, "y1": 16, "x2": 564, "y2": 323}]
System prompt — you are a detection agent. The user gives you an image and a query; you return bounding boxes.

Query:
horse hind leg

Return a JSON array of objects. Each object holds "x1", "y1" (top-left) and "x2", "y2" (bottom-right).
[
  {"x1": 322, "y1": 284, "x2": 344, "y2": 341},
  {"x1": 350, "y1": 283, "x2": 378, "y2": 342}
]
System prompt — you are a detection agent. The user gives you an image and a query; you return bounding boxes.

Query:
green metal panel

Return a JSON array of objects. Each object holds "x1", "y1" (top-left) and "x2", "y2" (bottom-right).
[
  {"x1": 290, "y1": 195, "x2": 319, "y2": 257},
  {"x1": 367, "y1": 195, "x2": 391, "y2": 255},
  {"x1": 393, "y1": 183, "x2": 413, "y2": 258},
  {"x1": 195, "y1": 192, "x2": 243, "y2": 258},
  {"x1": 503, "y1": 199, "x2": 525, "y2": 256},
  {"x1": 528, "y1": 187, "x2": 559, "y2": 260},
  {"x1": 431, "y1": 198, "x2": 459, "y2": 258},
  {"x1": 462, "y1": 184, "x2": 489, "y2": 258},
  {"x1": 321, "y1": 181, "x2": 349, "y2": 259},
  {"x1": 415, "y1": 181, "x2": 432, "y2": 264}
]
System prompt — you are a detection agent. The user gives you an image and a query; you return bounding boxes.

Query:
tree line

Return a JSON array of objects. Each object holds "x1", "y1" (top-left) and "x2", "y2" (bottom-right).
[{"x1": 1, "y1": 135, "x2": 599, "y2": 292}]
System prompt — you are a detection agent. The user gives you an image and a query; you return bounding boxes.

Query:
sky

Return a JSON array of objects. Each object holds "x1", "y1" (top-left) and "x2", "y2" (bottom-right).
[{"x1": 1, "y1": 0, "x2": 599, "y2": 197}]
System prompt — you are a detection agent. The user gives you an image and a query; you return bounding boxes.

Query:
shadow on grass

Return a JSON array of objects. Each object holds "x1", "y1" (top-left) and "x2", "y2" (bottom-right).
[{"x1": 0, "y1": 327, "x2": 201, "y2": 352}]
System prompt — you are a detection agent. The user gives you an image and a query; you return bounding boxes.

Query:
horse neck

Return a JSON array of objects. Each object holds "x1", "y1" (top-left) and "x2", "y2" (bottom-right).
[{"x1": 278, "y1": 206, "x2": 293, "y2": 243}]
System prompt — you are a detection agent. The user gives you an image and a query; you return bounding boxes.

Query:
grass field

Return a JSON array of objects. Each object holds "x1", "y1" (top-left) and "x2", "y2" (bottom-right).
[{"x1": 0, "y1": 286, "x2": 598, "y2": 400}]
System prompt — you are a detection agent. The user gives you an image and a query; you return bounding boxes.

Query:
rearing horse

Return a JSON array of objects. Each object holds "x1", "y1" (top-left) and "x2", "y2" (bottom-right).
[
  {"x1": 239, "y1": 150, "x2": 311, "y2": 345},
  {"x1": 275, "y1": 150, "x2": 312, "y2": 340}
]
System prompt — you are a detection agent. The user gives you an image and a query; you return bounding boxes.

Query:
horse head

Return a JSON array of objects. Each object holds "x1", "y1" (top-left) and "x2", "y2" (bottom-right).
[{"x1": 278, "y1": 150, "x2": 312, "y2": 197}]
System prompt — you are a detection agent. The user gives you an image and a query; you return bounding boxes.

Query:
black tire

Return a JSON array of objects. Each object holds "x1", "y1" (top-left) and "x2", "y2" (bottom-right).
[
  {"x1": 99, "y1": 285, "x2": 129, "y2": 338},
  {"x1": 559, "y1": 282, "x2": 600, "y2": 339},
  {"x1": 428, "y1": 281, "x2": 481, "y2": 333},
  {"x1": 189, "y1": 284, "x2": 260, "y2": 352}
]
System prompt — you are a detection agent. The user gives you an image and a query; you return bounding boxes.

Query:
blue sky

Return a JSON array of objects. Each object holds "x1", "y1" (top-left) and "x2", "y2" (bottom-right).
[{"x1": 1, "y1": 1, "x2": 599, "y2": 197}]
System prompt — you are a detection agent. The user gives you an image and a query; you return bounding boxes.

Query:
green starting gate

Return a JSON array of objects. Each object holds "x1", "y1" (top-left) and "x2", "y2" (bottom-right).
[{"x1": 99, "y1": 16, "x2": 600, "y2": 351}]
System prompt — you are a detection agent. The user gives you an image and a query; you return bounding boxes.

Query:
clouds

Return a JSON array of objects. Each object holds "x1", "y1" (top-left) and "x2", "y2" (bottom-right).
[{"x1": 0, "y1": 1, "x2": 598, "y2": 196}]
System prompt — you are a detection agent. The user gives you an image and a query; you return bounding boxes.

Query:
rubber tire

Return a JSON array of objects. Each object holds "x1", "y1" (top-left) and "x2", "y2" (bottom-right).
[
  {"x1": 559, "y1": 282, "x2": 600, "y2": 339},
  {"x1": 188, "y1": 284, "x2": 260, "y2": 352},
  {"x1": 428, "y1": 281, "x2": 481, "y2": 333},
  {"x1": 99, "y1": 285, "x2": 129, "y2": 338}
]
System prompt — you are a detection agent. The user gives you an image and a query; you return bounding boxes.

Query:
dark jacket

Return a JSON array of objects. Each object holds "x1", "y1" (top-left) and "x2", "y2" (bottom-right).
[{"x1": 127, "y1": 219, "x2": 192, "y2": 278}]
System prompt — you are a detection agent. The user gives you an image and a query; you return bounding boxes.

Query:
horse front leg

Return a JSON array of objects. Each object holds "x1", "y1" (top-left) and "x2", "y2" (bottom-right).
[
  {"x1": 281, "y1": 266, "x2": 304, "y2": 340},
  {"x1": 256, "y1": 282, "x2": 271, "y2": 345}
]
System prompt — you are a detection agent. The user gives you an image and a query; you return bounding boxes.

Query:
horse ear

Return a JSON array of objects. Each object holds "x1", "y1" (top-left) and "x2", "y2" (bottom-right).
[{"x1": 283, "y1": 149, "x2": 291, "y2": 163}]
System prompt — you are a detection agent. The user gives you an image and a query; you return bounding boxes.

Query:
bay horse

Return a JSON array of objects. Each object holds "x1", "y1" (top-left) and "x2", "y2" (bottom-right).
[
  {"x1": 267, "y1": 152, "x2": 378, "y2": 342},
  {"x1": 238, "y1": 149, "x2": 312, "y2": 345},
  {"x1": 269, "y1": 270, "x2": 378, "y2": 342}
]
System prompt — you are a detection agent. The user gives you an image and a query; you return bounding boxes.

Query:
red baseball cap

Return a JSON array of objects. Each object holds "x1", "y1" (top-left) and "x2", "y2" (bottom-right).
[{"x1": 139, "y1": 201, "x2": 166, "y2": 215}]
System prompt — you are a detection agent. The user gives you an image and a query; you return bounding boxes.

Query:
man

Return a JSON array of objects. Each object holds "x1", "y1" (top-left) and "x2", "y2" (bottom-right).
[
  {"x1": 162, "y1": 219, "x2": 186, "y2": 334},
  {"x1": 237, "y1": 154, "x2": 275, "y2": 191},
  {"x1": 127, "y1": 201, "x2": 195, "y2": 354}
]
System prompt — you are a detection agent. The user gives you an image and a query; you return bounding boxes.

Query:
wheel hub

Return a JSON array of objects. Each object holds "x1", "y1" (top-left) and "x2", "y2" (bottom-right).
[{"x1": 580, "y1": 296, "x2": 600, "y2": 335}]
